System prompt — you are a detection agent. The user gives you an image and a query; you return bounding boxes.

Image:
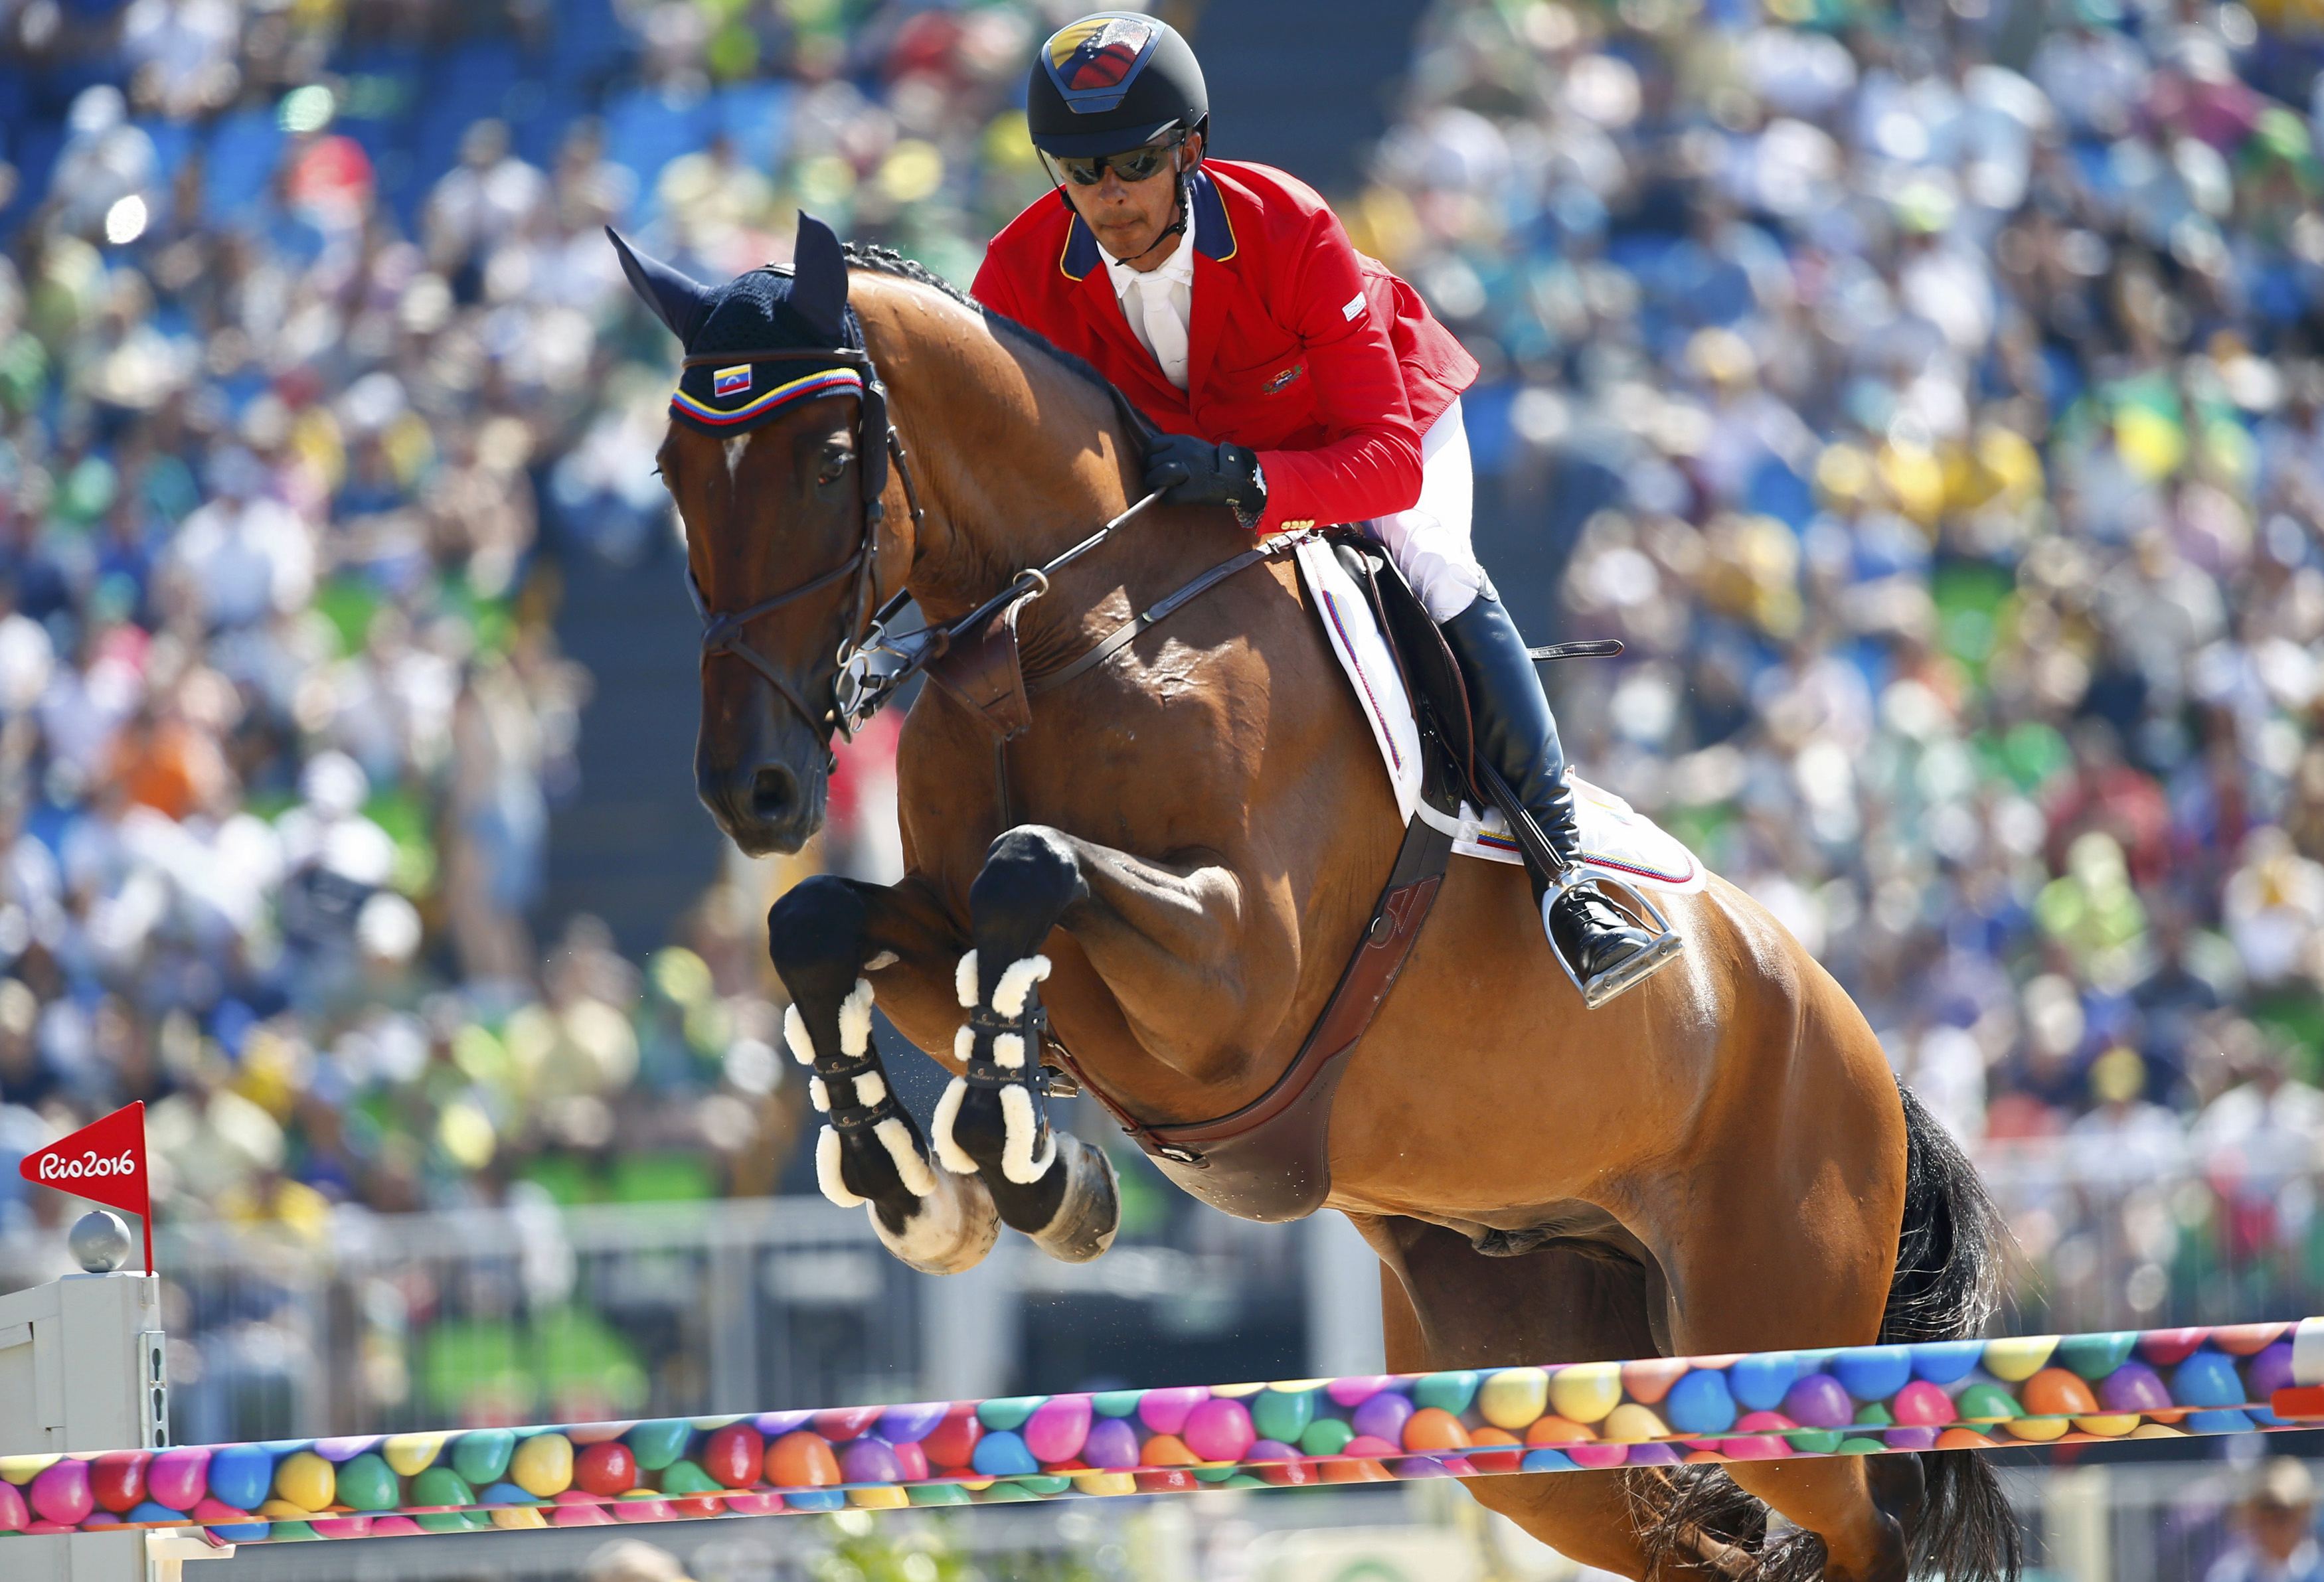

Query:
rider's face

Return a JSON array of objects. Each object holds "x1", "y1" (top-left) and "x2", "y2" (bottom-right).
[{"x1": 1060, "y1": 131, "x2": 1202, "y2": 270}]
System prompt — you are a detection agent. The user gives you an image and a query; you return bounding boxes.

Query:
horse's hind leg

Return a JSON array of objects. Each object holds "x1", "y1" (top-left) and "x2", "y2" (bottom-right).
[
  {"x1": 1359, "y1": 1215, "x2": 1745, "y2": 1581},
  {"x1": 767, "y1": 874, "x2": 999, "y2": 1274},
  {"x1": 1665, "y1": 1293, "x2": 1914, "y2": 1580},
  {"x1": 1655, "y1": 1070, "x2": 1917, "y2": 1582},
  {"x1": 933, "y1": 826, "x2": 1121, "y2": 1262}
]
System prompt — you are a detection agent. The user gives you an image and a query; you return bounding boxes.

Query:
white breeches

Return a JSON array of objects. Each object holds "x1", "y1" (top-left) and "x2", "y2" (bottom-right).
[{"x1": 1364, "y1": 396, "x2": 1487, "y2": 623}]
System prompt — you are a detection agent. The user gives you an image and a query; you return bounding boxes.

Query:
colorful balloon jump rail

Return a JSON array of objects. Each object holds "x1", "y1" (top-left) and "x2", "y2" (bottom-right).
[{"x1": 11, "y1": 1318, "x2": 2324, "y2": 1547}]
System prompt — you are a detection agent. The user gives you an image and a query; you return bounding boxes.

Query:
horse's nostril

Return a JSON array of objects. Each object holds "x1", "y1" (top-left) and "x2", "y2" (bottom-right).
[{"x1": 750, "y1": 765, "x2": 799, "y2": 822}]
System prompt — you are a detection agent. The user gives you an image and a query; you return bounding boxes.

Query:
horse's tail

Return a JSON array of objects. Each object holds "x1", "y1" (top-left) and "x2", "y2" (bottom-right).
[{"x1": 1882, "y1": 1082, "x2": 2023, "y2": 1582}]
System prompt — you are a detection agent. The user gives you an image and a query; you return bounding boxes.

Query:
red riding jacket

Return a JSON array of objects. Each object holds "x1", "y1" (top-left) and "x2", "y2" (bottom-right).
[{"x1": 972, "y1": 159, "x2": 1478, "y2": 536}]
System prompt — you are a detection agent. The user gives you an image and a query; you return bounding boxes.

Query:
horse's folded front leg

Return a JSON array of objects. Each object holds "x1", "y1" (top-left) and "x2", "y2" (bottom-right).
[
  {"x1": 769, "y1": 875, "x2": 999, "y2": 1275},
  {"x1": 934, "y1": 828, "x2": 1120, "y2": 1263}
]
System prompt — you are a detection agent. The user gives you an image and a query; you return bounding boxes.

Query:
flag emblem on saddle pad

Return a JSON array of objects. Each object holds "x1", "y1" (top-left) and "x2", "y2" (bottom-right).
[
  {"x1": 713, "y1": 366, "x2": 752, "y2": 399},
  {"x1": 1042, "y1": 15, "x2": 1164, "y2": 110}
]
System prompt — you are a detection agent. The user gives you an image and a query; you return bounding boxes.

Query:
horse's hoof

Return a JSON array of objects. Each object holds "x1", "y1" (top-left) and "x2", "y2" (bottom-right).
[
  {"x1": 1027, "y1": 1134, "x2": 1120, "y2": 1264},
  {"x1": 867, "y1": 1166, "x2": 1000, "y2": 1275}
]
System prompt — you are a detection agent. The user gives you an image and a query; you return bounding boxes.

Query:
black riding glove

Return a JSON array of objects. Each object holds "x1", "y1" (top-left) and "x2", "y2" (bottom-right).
[{"x1": 1143, "y1": 434, "x2": 1267, "y2": 529}]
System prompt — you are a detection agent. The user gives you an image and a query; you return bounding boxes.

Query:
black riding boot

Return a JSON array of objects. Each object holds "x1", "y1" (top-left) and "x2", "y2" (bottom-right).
[{"x1": 1440, "y1": 593, "x2": 1683, "y2": 1007}]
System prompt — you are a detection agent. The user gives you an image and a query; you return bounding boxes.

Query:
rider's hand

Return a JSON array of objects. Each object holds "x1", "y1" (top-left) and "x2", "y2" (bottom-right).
[{"x1": 1143, "y1": 434, "x2": 1267, "y2": 528}]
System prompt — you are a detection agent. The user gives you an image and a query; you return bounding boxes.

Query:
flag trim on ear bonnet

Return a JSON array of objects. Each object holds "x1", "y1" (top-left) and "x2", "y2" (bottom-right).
[
  {"x1": 608, "y1": 214, "x2": 867, "y2": 438},
  {"x1": 669, "y1": 366, "x2": 865, "y2": 429}
]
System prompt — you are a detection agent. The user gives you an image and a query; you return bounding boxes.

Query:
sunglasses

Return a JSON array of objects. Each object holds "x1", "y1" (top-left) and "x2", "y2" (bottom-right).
[{"x1": 1046, "y1": 133, "x2": 1186, "y2": 187}]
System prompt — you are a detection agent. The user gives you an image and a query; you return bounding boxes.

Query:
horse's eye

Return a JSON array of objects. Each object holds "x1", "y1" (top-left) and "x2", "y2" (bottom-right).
[{"x1": 817, "y1": 448, "x2": 852, "y2": 487}]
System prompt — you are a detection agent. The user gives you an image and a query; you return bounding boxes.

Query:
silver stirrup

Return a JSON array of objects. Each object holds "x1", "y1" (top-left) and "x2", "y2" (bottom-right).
[{"x1": 1540, "y1": 876, "x2": 1685, "y2": 1009}]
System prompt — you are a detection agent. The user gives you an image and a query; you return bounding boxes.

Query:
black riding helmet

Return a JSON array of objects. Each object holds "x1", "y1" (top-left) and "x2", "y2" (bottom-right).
[{"x1": 1027, "y1": 11, "x2": 1208, "y2": 159}]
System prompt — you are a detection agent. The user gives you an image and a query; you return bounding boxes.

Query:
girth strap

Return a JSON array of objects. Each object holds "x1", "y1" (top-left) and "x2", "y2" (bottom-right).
[{"x1": 1043, "y1": 806, "x2": 1454, "y2": 1210}]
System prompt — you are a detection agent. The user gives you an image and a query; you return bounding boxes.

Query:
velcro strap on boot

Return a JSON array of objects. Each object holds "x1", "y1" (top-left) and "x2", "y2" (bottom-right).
[
  {"x1": 817, "y1": 1051, "x2": 912, "y2": 1135},
  {"x1": 963, "y1": 1058, "x2": 1061, "y2": 1095},
  {"x1": 828, "y1": 1093, "x2": 910, "y2": 1134},
  {"x1": 962, "y1": 1000, "x2": 1049, "y2": 1092},
  {"x1": 811, "y1": 1050, "x2": 884, "y2": 1085}
]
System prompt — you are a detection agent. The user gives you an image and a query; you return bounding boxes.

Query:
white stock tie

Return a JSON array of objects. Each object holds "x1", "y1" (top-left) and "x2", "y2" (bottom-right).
[{"x1": 1132, "y1": 269, "x2": 1190, "y2": 390}]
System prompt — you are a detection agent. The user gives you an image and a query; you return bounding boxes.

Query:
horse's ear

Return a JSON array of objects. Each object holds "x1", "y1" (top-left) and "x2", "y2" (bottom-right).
[
  {"x1": 789, "y1": 211, "x2": 849, "y2": 343},
  {"x1": 606, "y1": 227, "x2": 714, "y2": 344}
]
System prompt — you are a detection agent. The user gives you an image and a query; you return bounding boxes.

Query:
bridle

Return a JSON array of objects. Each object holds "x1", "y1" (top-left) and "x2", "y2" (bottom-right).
[
  {"x1": 677, "y1": 335, "x2": 1168, "y2": 763},
  {"x1": 676, "y1": 343, "x2": 918, "y2": 761}
]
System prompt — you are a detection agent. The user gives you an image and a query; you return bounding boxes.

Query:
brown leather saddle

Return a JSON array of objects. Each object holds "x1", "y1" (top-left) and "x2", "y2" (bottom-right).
[{"x1": 927, "y1": 532, "x2": 1479, "y2": 1224}]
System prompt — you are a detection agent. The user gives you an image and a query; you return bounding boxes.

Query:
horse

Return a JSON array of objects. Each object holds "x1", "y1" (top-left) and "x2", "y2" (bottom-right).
[{"x1": 612, "y1": 214, "x2": 2019, "y2": 1582}]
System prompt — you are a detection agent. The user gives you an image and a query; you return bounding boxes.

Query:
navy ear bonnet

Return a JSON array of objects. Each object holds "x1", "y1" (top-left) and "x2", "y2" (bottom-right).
[{"x1": 608, "y1": 214, "x2": 868, "y2": 438}]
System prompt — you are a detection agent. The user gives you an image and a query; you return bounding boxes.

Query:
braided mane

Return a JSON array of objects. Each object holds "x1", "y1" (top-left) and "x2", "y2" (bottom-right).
[
  {"x1": 841, "y1": 242, "x2": 1140, "y2": 431},
  {"x1": 840, "y1": 242, "x2": 977, "y2": 307}
]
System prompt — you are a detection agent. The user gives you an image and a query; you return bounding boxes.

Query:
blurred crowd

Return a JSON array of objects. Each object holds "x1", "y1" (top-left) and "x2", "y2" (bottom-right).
[
  {"x1": 1, "y1": 0, "x2": 2323, "y2": 1334},
  {"x1": 0, "y1": 0, "x2": 1064, "y2": 1256},
  {"x1": 1363, "y1": 0, "x2": 2324, "y2": 1192}
]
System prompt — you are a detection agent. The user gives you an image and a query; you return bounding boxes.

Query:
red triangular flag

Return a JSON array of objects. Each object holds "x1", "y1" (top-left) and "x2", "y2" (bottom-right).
[{"x1": 21, "y1": 1102, "x2": 151, "y2": 1271}]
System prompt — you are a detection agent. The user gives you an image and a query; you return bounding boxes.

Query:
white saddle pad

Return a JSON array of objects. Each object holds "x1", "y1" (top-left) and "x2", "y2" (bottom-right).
[{"x1": 1293, "y1": 538, "x2": 1706, "y2": 896}]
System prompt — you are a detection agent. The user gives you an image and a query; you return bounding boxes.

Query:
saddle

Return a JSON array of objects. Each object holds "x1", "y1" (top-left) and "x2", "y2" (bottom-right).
[{"x1": 1331, "y1": 534, "x2": 1481, "y2": 826}]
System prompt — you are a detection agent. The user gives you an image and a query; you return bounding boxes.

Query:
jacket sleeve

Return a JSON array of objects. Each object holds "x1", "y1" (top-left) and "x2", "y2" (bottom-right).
[{"x1": 1251, "y1": 206, "x2": 1424, "y2": 534}]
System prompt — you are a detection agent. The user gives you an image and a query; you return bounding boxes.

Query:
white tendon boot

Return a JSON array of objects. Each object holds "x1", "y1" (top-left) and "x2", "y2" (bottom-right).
[
  {"x1": 788, "y1": 979, "x2": 999, "y2": 1274},
  {"x1": 934, "y1": 948, "x2": 1120, "y2": 1263},
  {"x1": 934, "y1": 949, "x2": 1056, "y2": 1182}
]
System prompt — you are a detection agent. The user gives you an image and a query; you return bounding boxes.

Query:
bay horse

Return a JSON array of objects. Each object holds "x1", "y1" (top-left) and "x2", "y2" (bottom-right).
[{"x1": 614, "y1": 214, "x2": 2018, "y2": 1582}]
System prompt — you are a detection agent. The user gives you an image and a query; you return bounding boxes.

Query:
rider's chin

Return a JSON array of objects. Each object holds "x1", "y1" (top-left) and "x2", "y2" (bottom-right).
[{"x1": 1090, "y1": 214, "x2": 1145, "y2": 248}]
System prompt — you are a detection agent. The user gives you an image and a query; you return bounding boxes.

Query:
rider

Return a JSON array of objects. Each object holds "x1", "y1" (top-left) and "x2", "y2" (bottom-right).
[{"x1": 972, "y1": 13, "x2": 1682, "y2": 1007}]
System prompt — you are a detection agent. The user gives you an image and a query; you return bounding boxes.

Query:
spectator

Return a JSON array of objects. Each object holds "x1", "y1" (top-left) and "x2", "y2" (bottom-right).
[
  {"x1": 2224, "y1": 827, "x2": 2324, "y2": 985},
  {"x1": 165, "y1": 448, "x2": 313, "y2": 631},
  {"x1": 2063, "y1": 1046, "x2": 2189, "y2": 1187},
  {"x1": 2191, "y1": 1031, "x2": 2324, "y2": 1189},
  {"x1": 2206, "y1": 1458, "x2": 2324, "y2": 1582},
  {"x1": 2131, "y1": 900, "x2": 2226, "y2": 1101},
  {"x1": 423, "y1": 120, "x2": 547, "y2": 288}
]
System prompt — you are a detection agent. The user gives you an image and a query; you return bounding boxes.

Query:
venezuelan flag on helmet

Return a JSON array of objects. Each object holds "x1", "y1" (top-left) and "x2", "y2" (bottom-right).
[
  {"x1": 1041, "y1": 14, "x2": 1167, "y2": 112},
  {"x1": 1026, "y1": 12, "x2": 1204, "y2": 156}
]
